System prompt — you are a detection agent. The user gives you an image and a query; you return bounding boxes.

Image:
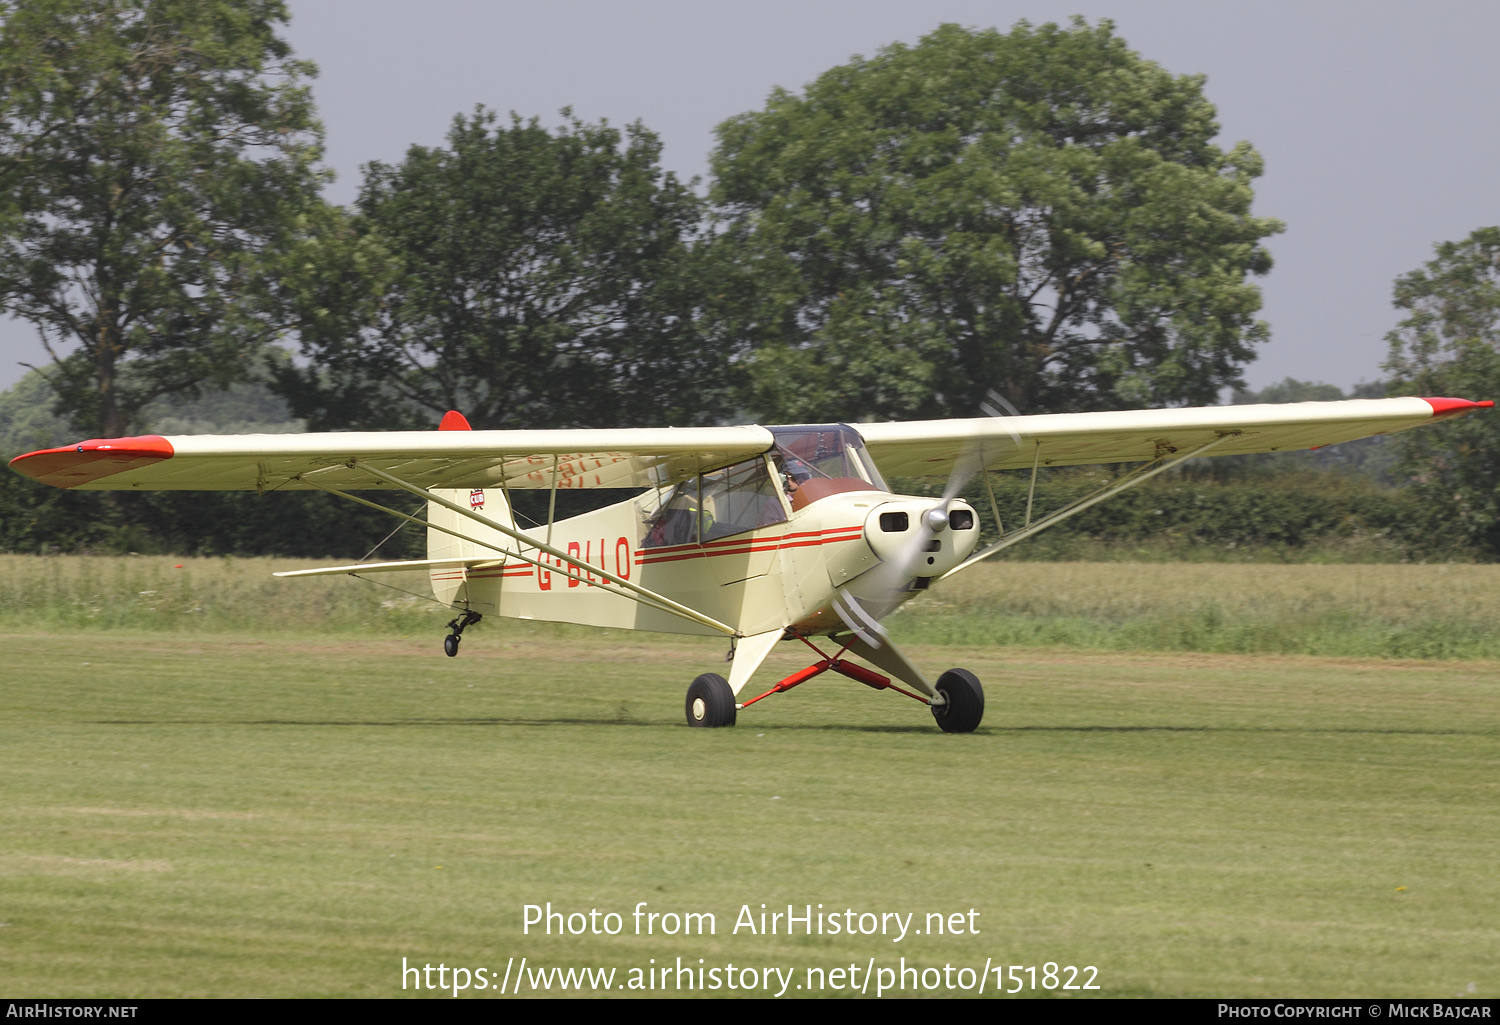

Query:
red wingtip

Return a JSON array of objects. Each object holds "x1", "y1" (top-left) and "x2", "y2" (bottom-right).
[
  {"x1": 438, "y1": 410, "x2": 472, "y2": 431},
  {"x1": 1423, "y1": 397, "x2": 1496, "y2": 419},
  {"x1": 8, "y1": 435, "x2": 175, "y2": 488}
]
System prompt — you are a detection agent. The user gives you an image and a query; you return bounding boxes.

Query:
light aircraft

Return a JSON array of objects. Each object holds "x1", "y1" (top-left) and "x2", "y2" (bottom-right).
[{"x1": 9, "y1": 395, "x2": 1492, "y2": 732}]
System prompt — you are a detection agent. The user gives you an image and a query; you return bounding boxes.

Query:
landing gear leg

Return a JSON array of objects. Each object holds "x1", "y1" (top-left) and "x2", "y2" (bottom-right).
[{"x1": 443, "y1": 609, "x2": 483, "y2": 657}]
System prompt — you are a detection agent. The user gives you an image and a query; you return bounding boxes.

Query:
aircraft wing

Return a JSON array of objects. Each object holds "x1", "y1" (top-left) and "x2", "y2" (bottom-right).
[
  {"x1": 8, "y1": 397, "x2": 1491, "y2": 492},
  {"x1": 7, "y1": 425, "x2": 775, "y2": 491},
  {"x1": 854, "y1": 397, "x2": 1494, "y2": 477}
]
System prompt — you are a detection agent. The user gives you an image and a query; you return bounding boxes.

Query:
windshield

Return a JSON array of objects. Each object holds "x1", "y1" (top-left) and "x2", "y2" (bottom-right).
[{"x1": 768, "y1": 425, "x2": 888, "y2": 492}]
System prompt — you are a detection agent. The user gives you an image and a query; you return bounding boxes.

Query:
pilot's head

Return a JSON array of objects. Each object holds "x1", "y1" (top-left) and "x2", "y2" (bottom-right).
[{"x1": 782, "y1": 456, "x2": 814, "y2": 485}]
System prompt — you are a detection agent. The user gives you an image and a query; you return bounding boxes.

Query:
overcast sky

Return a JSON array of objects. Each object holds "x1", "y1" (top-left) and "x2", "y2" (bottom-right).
[{"x1": 3, "y1": 0, "x2": 1497, "y2": 398}]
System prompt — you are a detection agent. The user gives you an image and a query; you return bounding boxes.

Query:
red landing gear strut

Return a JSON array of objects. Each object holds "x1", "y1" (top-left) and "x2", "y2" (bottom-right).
[{"x1": 736, "y1": 632, "x2": 931, "y2": 710}]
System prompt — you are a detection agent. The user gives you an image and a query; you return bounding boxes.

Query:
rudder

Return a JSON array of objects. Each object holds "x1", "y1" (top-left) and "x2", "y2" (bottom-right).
[{"x1": 426, "y1": 411, "x2": 516, "y2": 607}]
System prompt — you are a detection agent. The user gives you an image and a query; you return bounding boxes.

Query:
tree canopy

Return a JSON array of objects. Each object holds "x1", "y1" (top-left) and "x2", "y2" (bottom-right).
[
  {"x1": 0, "y1": 0, "x2": 327, "y2": 436},
  {"x1": 709, "y1": 19, "x2": 1283, "y2": 422},
  {"x1": 1385, "y1": 226, "x2": 1500, "y2": 553},
  {"x1": 274, "y1": 108, "x2": 726, "y2": 431}
]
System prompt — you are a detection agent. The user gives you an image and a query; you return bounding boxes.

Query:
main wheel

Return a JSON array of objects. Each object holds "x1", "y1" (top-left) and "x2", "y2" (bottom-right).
[
  {"x1": 685, "y1": 673, "x2": 737, "y2": 728},
  {"x1": 443, "y1": 634, "x2": 460, "y2": 658},
  {"x1": 931, "y1": 668, "x2": 984, "y2": 733}
]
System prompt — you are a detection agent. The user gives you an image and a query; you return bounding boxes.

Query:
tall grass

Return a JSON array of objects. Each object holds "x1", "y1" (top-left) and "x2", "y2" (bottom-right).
[
  {"x1": 892, "y1": 562, "x2": 1500, "y2": 659},
  {"x1": 4, "y1": 555, "x2": 1499, "y2": 659},
  {"x1": 0, "y1": 555, "x2": 445, "y2": 634}
]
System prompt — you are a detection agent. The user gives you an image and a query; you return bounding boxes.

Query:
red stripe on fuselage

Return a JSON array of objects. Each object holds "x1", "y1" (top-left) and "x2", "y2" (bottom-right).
[
  {"x1": 643, "y1": 526, "x2": 853, "y2": 556},
  {"x1": 637, "y1": 526, "x2": 863, "y2": 565}
]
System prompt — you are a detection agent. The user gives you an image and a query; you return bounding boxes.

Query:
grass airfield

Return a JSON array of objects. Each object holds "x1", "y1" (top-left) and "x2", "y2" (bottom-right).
[{"x1": 1, "y1": 622, "x2": 1496, "y2": 997}]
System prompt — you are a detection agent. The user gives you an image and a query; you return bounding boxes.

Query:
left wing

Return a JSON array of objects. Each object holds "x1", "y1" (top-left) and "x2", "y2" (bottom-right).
[
  {"x1": 855, "y1": 397, "x2": 1493, "y2": 477},
  {"x1": 8, "y1": 426, "x2": 774, "y2": 491}
]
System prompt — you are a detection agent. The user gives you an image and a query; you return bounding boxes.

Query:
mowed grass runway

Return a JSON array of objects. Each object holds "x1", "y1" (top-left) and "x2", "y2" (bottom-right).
[{"x1": 1, "y1": 627, "x2": 1496, "y2": 997}]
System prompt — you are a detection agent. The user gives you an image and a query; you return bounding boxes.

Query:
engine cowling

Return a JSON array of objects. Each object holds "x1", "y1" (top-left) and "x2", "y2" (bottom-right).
[{"x1": 862, "y1": 497, "x2": 980, "y2": 579}]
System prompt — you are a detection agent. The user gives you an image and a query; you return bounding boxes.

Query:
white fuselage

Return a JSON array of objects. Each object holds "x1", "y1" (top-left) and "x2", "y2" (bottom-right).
[{"x1": 427, "y1": 486, "x2": 979, "y2": 638}]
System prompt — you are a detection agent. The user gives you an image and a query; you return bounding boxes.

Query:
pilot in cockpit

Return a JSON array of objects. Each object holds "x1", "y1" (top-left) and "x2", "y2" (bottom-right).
[{"x1": 779, "y1": 455, "x2": 816, "y2": 497}]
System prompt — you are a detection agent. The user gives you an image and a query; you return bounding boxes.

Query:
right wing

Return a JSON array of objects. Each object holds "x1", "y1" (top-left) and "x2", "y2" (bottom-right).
[{"x1": 8, "y1": 425, "x2": 775, "y2": 492}]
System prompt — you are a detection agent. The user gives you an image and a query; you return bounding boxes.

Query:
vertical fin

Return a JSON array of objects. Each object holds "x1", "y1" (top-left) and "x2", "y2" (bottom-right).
[{"x1": 427, "y1": 410, "x2": 510, "y2": 608}]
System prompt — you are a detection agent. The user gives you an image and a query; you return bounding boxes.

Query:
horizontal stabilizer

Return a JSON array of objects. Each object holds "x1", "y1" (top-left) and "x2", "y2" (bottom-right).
[{"x1": 273, "y1": 557, "x2": 504, "y2": 579}]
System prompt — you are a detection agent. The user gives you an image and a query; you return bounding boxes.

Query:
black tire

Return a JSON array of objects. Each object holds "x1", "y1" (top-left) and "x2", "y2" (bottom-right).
[
  {"x1": 931, "y1": 668, "x2": 984, "y2": 733},
  {"x1": 443, "y1": 634, "x2": 460, "y2": 658},
  {"x1": 685, "y1": 673, "x2": 737, "y2": 728}
]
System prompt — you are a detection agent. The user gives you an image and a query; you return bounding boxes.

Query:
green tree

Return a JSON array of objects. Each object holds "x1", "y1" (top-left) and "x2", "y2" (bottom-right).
[
  {"x1": 1232, "y1": 378, "x2": 1346, "y2": 404},
  {"x1": 0, "y1": 366, "x2": 68, "y2": 453},
  {"x1": 1384, "y1": 227, "x2": 1500, "y2": 555},
  {"x1": 274, "y1": 108, "x2": 725, "y2": 431},
  {"x1": 0, "y1": 0, "x2": 328, "y2": 436},
  {"x1": 1222, "y1": 377, "x2": 1399, "y2": 482},
  {"x1": 709, "y1": 19, "x2": 1283, "y2": 422}
]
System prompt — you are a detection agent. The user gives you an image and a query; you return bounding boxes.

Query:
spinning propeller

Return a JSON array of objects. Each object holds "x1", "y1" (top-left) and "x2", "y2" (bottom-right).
[{"x1": 833, "y1": 391, "x2": 1024, "y2": 648}]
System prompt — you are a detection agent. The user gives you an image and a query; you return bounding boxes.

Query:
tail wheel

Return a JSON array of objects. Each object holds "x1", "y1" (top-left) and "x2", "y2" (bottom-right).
[
  {"x1": 685, "y1": 673, "x2": 737, "y2": 728},
  {"x1": 442, "y1": 610, "x2": 481, "y2": 658},
  {"x1": 931, "y1": 668, "x2": 984, "y2": 733}
]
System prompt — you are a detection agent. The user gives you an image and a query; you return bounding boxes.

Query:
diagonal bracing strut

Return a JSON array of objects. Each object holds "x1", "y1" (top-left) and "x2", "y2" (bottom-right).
[
  {"x1": 293, "y1": 477, "x2": 700, "y2": 626},
  {"x1": 343, "y1": 461, "x2": 739, "y2": 637},
  {"x1": 736, "y1": 633, "x2": 932, "y2": 710},
  {"x1": 292, "y1": 474, "x2": 726, "y2": 633},
  {"x1": 295, "y1": 470, "x2": 730, "y2": 633},
  {"x1": 940, "y1": 433, "x2": 1237, "y2": 582}
]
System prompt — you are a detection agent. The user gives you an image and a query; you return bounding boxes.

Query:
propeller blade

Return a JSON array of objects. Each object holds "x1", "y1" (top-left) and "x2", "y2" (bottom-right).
[
  {"x1": 841, "y1": 387, "x2": 1032, "y2": 631},
  {"x1": 832, "y1": 588, "x2": 889, "y2": 649},
  {"x1": 942, "y1": 440, "x2": 985, "y2": 505},
  {"x1": 979, "y1": 388, "x2": 1020, "y2": 419},
  {"x1": 941, "y1": 390, "x2": 1023, "y2": 505}
]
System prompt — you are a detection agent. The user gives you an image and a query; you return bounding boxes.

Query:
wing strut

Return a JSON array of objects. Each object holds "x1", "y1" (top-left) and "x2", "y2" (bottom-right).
[
  {"x1": 1024, "y1": 440, "x2": 1041, "y2": 528},
  {"x1": 327, "y1": 462, "x2": 738, "y2": 637},
  {"x1": 545, "y1": 455, "x2": 560, "y2": 546},
  {"x1": 939, "y1": 433, "x2": 1236, "y2": 581},
  {"x1": 294, "y1": 477, "x2": 732, "y2": 636}
]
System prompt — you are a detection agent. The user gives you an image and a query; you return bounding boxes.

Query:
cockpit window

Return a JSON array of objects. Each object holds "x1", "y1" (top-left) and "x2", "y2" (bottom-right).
[
  {"x1": 639, "y1": 428, "x2": 886, "y2": 546},
  {"x1": 640, "y1": 482, "x2": 700, "y2": 548},
  {"x1": 768, "y1": 425, "x2": 888, "y2": 492},
  {"x1": 701, "y1": 458, "x2": 786, "y2": 541},
  {"x1": 641, "y1": 456, "x2": 789, "y2": 548}
]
